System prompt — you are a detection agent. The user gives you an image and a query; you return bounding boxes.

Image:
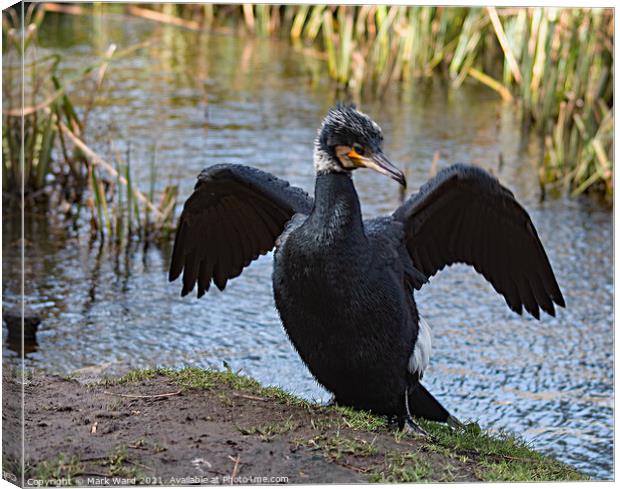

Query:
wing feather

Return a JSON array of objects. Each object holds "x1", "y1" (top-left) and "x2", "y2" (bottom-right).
[
  {"x1": 170, "y1": 164, "x2": 313, "y2": 296},
  {"x1": 218, "y1": 207, "x2": 243, "y2": 282},
  {"x1": 197, "y1": 259, "x2": 212, "y2": 298},
  {"x1": 212, "y1": 209, "x2": 230, "y2": 291},
  {"x1": 393, "y1": 163, "x2": 564, "y2": 319},
  {"x1": 182, "y1": 250, "x2": 200, "y2": 297},
  {"x1": 224, "y1": 198, "x2": 254, "y2": 265}
]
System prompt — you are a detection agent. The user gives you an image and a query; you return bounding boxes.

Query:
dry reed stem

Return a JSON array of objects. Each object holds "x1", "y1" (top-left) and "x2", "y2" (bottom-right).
[
  {"x1": 468, "y1": 67, "x2": 513, "y2": 101},
  {"x1": 486, "y1": 6, "x2": 522, "y2": 84},
  {"x1": 40, "y1": 2, "x2": 84, "y2": 16},
  {"x1": 126, "y1": 5, "x2": 201, "y2": 31},
  {"x1": 55, "y1": 117, "x2": 165, "y2": 219}
]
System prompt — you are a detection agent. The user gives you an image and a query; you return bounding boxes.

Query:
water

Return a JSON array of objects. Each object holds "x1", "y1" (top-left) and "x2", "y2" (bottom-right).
[{"x1": 2, "y1": 12, "x2": 613, "y2": 479}]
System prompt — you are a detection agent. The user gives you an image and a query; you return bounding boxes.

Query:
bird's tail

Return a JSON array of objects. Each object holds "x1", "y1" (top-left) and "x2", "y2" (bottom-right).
[{"x1": 408, "y1": 383, "x2": 462, "y2": 429}]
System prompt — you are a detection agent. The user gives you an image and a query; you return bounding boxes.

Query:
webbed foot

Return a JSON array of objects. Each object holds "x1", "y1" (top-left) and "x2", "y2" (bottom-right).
[{"x1": 395, "y1": 414, "x2": 431, "y2": 439}]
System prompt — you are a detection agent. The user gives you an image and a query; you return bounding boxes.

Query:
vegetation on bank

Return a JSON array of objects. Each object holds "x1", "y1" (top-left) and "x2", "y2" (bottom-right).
[
  {"x1": 95, "y1": 366, "x2": 586, "y2": 482},
  {"x1": 14, "y1": 365, "x2": 586, "y2": 483}
]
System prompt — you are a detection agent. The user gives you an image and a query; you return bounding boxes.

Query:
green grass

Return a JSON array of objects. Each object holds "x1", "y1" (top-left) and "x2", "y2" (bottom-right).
[
  {"x1": 32, "y1": 453, "x2": 83, "y2": 482},
  {"x1": 305, "y1": 433, "x2": 380, "y2": 460},
  {"x1": 416, "y1": 419, "x2": 586, "y2": 481},
  {"x1": 171, "y1": 366, "x2": 262, "y2": 391},
  {"x1": 100, "y1": 367, "x2": 164, "y2": 386},
  {"x1": 27, "y1": 444, "x2": 145, "y2": 482},
  {"x1": 237, "y1": 416, "x2": 298, "y2": 442},
  {"x1": 104, "y1": 445, "x2": 143, "y2": 479},
  {"x1": 369, "y1": 451, "x2": 434, "y2": 483},
  {"x1": 331, "y1": 404, "x2": 388, "y2": 432}
]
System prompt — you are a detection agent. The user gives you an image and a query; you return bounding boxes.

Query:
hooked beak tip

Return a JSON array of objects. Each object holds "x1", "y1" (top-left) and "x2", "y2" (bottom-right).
[{"x1": 368, "y1": 151, "x2": 406, "y2": 188}]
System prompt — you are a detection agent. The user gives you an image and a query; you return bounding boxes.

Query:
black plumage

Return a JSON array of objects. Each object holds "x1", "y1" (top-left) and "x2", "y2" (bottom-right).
[{"x1": 169, "y1": 104, "x2": 564, "y2": 429}]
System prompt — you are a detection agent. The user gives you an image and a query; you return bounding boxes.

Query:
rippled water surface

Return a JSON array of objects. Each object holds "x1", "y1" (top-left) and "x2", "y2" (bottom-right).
[{"x1": 2, "y1": 13, "x2": 613, "y2": 479}]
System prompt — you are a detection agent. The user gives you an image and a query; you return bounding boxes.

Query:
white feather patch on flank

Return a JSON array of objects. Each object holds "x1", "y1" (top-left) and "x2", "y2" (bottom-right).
[{"x1": 408, "y1": 316, "x2": 432, "y2": 378}]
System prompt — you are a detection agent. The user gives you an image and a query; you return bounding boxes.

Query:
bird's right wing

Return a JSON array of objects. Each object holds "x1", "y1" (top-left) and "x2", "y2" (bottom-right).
[{"x1": 169, "y1": 164, "x2": 313, "y2": 297}]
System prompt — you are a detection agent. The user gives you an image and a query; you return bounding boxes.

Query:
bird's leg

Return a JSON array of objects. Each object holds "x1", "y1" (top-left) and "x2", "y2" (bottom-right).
[{"x1": 403, "y1": 386, "x2": 430, "y2": 438}]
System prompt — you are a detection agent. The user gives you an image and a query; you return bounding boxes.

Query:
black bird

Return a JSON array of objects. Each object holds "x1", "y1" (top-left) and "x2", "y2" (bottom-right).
[{"x1": 169, "y1": 104, "x2": 564, "y2": 430}]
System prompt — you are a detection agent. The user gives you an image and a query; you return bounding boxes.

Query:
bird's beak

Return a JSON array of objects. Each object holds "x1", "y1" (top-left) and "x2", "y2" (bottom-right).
[{"x1": 349, "y1": 149, "x2": 407, "y2": 187}]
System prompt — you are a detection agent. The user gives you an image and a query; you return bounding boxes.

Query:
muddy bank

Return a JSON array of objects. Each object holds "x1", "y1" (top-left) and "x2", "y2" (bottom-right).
[{"x1": 3, "y1": 367, "x2": 585, "y2": 485}]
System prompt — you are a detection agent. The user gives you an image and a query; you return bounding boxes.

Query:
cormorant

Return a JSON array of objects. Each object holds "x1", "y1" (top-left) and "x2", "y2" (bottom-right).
[{"x1": 169, "y1": 104, "x2": 564, "y2": 431}]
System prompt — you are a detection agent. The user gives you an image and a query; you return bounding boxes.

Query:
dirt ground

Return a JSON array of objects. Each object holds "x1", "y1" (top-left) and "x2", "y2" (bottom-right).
[{"x1": 2, "y1": 366, "x2": 584, "y2": 486}]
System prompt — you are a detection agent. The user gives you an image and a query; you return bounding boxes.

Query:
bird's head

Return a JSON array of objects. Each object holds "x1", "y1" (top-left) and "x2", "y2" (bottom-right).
[{"x1": 313, "y1": 103, "x2": 406, "y2": 186}]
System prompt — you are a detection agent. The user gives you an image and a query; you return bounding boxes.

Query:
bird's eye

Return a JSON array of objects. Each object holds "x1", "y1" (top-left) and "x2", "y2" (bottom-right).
[{"x1": 353, "y1": 143, "x2": 365, "y2": 156}]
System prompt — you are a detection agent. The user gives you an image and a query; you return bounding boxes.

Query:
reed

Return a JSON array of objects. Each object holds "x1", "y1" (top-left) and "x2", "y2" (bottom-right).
[
  {"x1": 2, "y1": 15, "x2": 58, "y2": 201},
  {"x1": 118, "y1": 3, "x2": 612, "y2": 202},
  {"x1": 55, "y1": 117, "x2": 178, "y2": 244},
  {"x1": 33, "y1": 3, "x2": 616, "y2": 202},
  {"x1": 103, "y1": 145, "x2": 178, "y2": 243},
  {"x1": 2, "y1": 6, "x2": 178, "y2": 242}
]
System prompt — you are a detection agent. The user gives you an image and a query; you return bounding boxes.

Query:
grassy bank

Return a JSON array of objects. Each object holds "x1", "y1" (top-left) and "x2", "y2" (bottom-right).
[{"x1": 7, "y1": 366, "x2": 586, "y2": 484}]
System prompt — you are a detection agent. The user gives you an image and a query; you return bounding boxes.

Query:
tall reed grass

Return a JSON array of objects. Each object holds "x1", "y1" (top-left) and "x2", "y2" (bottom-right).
[
  {"x1": 3, "y1": 6, "x2": 58, "y2": 200},
  {"x1": 2, "y1": 6, "x2": 178, "y2": 242},
  {"x1": 120, "y1": 3, "x2": 612, "y2": 203}
]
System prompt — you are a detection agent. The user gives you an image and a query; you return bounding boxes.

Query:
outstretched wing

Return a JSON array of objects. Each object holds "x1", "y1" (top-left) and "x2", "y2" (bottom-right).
[
  {"x1": 169, "y1": 164, "x2": 313, "y2": 297},
  {"x1": 393, "y1": 164, "x2": 564, "y2": 319}
]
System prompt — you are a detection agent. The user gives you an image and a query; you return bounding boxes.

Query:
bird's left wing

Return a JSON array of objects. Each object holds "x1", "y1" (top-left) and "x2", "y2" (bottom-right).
[
  {"x1": 393, "y1": 164, "x2": 564, "y2": 319},
  {"x1": 169, "y1": 164, "x2": 313, "y2": 296}
]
